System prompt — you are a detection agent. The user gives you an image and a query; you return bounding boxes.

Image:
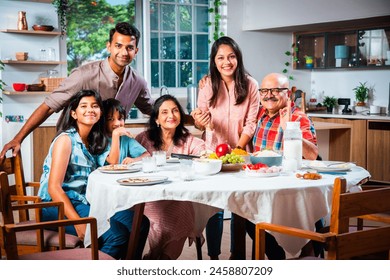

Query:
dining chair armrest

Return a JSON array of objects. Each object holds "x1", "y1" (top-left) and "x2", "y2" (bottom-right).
[
  {"x1": 255, "y1": 222, "x2": 335, "y2": 260},
  {"x1": 4, "y1": 217, "x2": 99, "y2": 260}
]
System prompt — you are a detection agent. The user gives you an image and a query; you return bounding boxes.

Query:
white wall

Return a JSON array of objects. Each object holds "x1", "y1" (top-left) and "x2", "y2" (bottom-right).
[
  {"x1": 227, "y1": 0, "x2": 390, "y2": 110},
  {"x1": 226, "y1": 0, "x2": 311, "y2": 89},
  {"x1": 242, "y1": 0, "x2": 390, "y2": 31}
]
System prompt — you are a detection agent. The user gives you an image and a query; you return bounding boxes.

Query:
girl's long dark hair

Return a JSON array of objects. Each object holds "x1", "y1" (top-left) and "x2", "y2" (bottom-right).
[
  {"x1": 102, "y1": 98, "x2": 126, "y2": 135},
  {"x1": 56, "y1": 90, "x2": 108, "y2": 154},
  {"x1": 146, "y1": 94, "x2": 189, "y2": 150},
  {"x1": 209, "y1": 36, "x2": 249, "y2": 107}
]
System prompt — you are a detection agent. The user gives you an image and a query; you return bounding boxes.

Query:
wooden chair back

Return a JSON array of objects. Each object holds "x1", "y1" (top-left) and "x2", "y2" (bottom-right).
[
  {"x1": 328, "y1": 179, "x2": 390, "y2": 259},
  {"x1": 0, "y1": 151, "x2": 40, "y2": 222},
  {"x1": 255, "y1": 177, "x2": 390, "y2": 260},
  {"x1": 0, "y1": 171, "x2": 112, "y2": 260},
  {"x1": 291, "y1": 87, "x2": 306, "y2": 113}
]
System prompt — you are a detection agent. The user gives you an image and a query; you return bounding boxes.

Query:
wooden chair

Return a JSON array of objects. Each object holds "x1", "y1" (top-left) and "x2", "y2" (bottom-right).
[
  {"x1": 357, "y1": 184, "x2": 390, "y2": 230},
  {"x1": 291, "y1": 87, "x2": 306, "y2": 113},
  {"x1": 255, "y1": 177, "x2": 390, "y2": 260},
  {"x1": 0, "y1": 171, "x2": 113, "y2": 260},
  {"x1": 0, "y1": 151, "x2": 82, "y2": 255}
]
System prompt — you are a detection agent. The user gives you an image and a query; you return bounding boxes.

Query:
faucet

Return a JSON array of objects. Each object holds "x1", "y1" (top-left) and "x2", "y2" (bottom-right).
[{"x1": 160, "y1": 85, "x2": 169, "y2": 96}]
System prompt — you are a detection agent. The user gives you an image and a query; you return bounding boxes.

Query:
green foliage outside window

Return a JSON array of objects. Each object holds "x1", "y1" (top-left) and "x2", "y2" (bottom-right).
[{"x1": 53, "y1": 0, "x2": 136, "y2": 73}]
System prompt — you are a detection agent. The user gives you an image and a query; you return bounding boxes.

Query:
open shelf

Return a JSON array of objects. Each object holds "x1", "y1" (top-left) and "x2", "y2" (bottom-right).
[
  {"x1": 1, "y1": 60, "x2": 66, "y2": 65},
  {"x1": 3, "y1": 90, "x2": 50, "y2": 96},
  {"x1": 0, "y1": 29, "x2": 62, "y2": 36}
]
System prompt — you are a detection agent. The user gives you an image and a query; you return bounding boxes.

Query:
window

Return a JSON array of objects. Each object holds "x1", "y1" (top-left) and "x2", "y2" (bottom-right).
[{"x1": 149, "y1": 0, "x2": 210, "y2": 90}]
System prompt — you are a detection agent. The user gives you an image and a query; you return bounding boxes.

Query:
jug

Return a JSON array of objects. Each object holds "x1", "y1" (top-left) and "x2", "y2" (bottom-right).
[
  {"x1": 186, "y1": 84, "x2": 198, "y2": 114},
  {"x1": 17, "y1": 11, "x2": 28, "y2": 30}
]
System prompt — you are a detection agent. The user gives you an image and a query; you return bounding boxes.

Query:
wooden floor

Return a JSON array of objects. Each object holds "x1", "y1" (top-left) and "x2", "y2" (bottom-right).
[{"x1": 144, "y1": 219, "x2": 254, "y2": 260}]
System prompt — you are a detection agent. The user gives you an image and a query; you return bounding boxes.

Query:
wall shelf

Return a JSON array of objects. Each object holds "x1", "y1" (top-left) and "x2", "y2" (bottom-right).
[
  {"x1": 0, "y1": 29, "x2": 62, "y2": 36},
  {"x1": 1, "y1": 60, "x2": 66, "y2": 65},
  {"x1": 3, "y1": 90, "x2": 50, "y2": 96}
]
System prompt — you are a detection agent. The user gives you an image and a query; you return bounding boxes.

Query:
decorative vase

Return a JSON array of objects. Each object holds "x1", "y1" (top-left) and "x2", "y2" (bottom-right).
[
  {"x1": 356, "y1": 101, "x2": 366, "y2": 107},
  {"x1": 17, "y1": 11, "x2": 28, "y2": 30},
  {"x1": 326, "y1": 106, "x2": 333, "y2": 113}
]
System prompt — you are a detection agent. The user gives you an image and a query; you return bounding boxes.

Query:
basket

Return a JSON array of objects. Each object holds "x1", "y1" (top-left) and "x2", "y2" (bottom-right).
[{"x1": 39, "y1": 77, "x2": 65, "y2": 92}]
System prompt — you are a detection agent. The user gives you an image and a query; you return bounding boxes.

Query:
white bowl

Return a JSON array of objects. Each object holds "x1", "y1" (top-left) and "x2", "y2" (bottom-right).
[{"x1": 193, "y1": 158, "x2": 222, "y2": 175}]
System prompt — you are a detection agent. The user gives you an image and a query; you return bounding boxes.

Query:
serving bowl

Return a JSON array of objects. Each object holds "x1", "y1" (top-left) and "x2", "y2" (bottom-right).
[
  {"x1": 193, "y1": 158, "x2": 222, "y2": 175},
  {"x1": 13, "y1": 83, "x2": 26, "y2": 91},
  {"x1": 32, "y1": 25, "x2": 54, "y2": 32},
  {"x1": 250, "y1": 151, "x2": 283, "y2": 167}
]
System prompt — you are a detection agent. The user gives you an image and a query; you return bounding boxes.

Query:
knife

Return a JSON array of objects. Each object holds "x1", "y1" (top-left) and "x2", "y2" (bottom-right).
[{"x1": 170, "y1": 153, "x2": 200, "y2": 159}]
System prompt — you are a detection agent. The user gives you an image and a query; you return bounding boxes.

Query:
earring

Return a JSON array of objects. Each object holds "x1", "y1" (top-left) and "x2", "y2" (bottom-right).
[{"x1": 157, "y1": 123, "x2": 160, "y2": 127}]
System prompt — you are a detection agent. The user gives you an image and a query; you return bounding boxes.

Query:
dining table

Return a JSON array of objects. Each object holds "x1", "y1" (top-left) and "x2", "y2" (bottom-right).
[{"x1": 84, "y1": 160, "x2": 370, "y2": 259}]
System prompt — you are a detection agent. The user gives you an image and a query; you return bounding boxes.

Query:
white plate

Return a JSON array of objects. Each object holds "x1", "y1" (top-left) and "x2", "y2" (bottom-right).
[
  {"x1": 98, "y1": 165, "x2": 141, "y2": 174},
  {"x1": 117, "y1": 176, "x2": 168, "y2": 186},
  {"x1": 307, "y1": 162, "x2": 355, "y2": 172},
  {"x1": 244, "y1": 170, "x2": 280, "y2": 177}
]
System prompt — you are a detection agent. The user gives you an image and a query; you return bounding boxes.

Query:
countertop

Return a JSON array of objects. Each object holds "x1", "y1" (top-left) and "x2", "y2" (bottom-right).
[
  {"x1": 37, "y1": 112, "x2": 389, "y2": 127},
  {"x1": 308, "y1": 112, "x2": 390, "y2": 121}
]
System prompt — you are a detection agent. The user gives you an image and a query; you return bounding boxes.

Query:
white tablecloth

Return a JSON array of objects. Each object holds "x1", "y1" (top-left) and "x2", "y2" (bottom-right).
[{"x1": 85, "y1": 162, "x2": 370, "y2": 256}]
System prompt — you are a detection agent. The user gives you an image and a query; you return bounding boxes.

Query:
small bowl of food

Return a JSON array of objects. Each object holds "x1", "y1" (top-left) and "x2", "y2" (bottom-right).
[
  {"x1": 250, "y1": 150, "x2": 283, "y2": 167},
  {"x1": 13, "y1": 83, "x2": 26, "y2": 91},
  {"x1": 193, "y1": 158, "x2": 222, "y2": 175}
]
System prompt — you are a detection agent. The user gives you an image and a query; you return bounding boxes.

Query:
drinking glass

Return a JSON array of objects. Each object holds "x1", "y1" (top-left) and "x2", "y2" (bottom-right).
[
  {"x1": 179, "y1": 159, "x2": 195, "y2": 181},
  {"x1": 142, "y1": 157, "x2": 156, "y2": 173},
  {"x1": 153, "y1": 151, "x2": 166, "y2": 166}
]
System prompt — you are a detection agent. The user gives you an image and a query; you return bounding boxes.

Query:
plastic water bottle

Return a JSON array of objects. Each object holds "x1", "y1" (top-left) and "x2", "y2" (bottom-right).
[{"x1": 283, "y1": 122, "x2": 302, "y2": 172}]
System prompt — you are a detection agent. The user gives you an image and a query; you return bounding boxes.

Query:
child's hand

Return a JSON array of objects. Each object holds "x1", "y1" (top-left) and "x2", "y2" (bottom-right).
[
  {"x1": 112, "y1": 127, "x2": 133, "y2": 138},
  {"x1": 122, "y1": 157, "x2": 137, "y2": 164}
]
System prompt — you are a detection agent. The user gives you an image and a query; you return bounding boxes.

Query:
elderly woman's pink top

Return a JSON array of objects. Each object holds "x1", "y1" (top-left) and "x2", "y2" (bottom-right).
[{"x1": 197, "y1": 75, "x2": 259, "y2": 151}]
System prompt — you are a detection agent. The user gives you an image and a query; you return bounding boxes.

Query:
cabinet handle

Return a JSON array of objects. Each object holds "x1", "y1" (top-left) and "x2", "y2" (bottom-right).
[{"x1": 368, "y1": 122, "x2": 390, "y2": 131}]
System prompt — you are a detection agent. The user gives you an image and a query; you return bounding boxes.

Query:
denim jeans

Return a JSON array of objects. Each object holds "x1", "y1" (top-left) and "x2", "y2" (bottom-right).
[
  {"x1": 205, "y1": 210, "x2": 224, "y2": 257},
  {"x1": 42, "y1": 200, "x2": 149, "y2": 259}
]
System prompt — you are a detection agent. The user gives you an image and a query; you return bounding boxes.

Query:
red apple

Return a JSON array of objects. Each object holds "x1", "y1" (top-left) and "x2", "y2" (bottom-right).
[{"x1": 215, "y1": 143, "x2": 231, "y2": 158}]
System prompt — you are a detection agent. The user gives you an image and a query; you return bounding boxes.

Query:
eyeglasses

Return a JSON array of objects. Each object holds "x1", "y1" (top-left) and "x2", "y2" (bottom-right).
[{"x1": 258, "y1": 88, "x2": 288, "y2": 96}]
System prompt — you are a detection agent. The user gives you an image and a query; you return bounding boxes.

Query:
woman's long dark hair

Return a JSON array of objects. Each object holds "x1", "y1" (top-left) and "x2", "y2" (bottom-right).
[
  {"x1": 208, "y1": 36, "x2": 249, "y2": 107},
  {"x1": 146, "y1": 94, "x2": 189, "y2": 150},
  {"x1": 56, "y1": 90, "x2": 108, "y2": 154}
]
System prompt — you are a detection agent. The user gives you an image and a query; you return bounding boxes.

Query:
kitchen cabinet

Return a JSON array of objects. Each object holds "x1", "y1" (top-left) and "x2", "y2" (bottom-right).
[
  {"x1": 294, "y1": 22, "x2": 390, "y2": 70},
  {"x1": 366, "y1": 120, "x2": 390, "y2": 183},
  {"x1": 312, "y1": 117, "x2": 390, "y2": 183},
  {"x1": 311, "y1": 117, "x2": 367, "y2": 169}
]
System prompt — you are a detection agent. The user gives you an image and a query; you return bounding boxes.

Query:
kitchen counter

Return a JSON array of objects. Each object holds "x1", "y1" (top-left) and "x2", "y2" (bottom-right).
[{"x1": 308, "y1": 112, "x2": 390, "y2": 120}]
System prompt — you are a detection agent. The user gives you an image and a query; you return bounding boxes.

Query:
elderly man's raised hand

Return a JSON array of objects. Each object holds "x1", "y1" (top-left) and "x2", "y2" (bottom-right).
[{"x1": 279, "y1": 98, "x2": 292, "y2": 131}]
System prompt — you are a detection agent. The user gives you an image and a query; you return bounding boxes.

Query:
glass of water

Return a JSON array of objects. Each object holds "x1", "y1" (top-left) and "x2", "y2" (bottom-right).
[
  {"x1": 142, "y1": 157, "x2": 156, "y2": 173},
  {"x1": 153, "y1": 150, "x2": 166, "y2": 166}
]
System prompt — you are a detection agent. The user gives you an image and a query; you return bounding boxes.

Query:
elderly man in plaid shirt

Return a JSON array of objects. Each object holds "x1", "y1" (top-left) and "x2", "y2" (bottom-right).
[
  {"x1": 241, "y1": 73, "x2": 321, "y2": 259},
  {"x1": 252, "y1": 73, "x2": 318, "y2": 159}
]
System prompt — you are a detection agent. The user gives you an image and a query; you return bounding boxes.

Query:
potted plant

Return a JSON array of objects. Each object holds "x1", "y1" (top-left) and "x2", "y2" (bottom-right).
[
  {"x1": 323, "y1": 96, "x2": 337, "y2": 113},
  {"x1": 353, "y1": 81, "x2": 369, "y2": 106}
]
